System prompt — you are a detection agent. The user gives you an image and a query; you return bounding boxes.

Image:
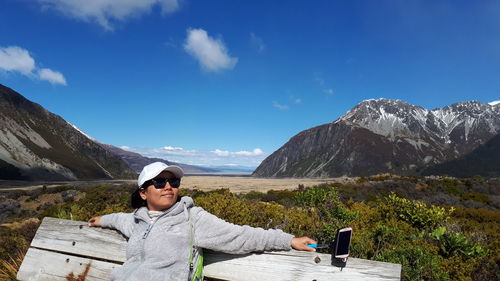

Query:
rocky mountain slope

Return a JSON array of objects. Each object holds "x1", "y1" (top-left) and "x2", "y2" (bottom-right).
[
  {"x1": 100, "y1": 143, "x2": 218, "y2": 174},
  {"x1": 254, "y1": 99, "x2": 500, "y2": 177},
  {"x1": 0, "y1": 84, "x2": 136, "y2": 180},
  {"x1": 421, "y1": 133, "x2": 500, "y2": 178}
]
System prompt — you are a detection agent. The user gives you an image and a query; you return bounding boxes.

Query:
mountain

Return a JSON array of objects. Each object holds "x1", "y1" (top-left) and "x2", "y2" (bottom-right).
[
  {"x1": 0, "y1": 85, "x2": 136, "y2": 180},
  {"x1": 421, "y1": 133, "x2": 500, "y2": 178},
  {"x1": 254, "y1": 99, "x2": 500, "y2": 177},
  {"x1": 99, "y1": 143, "x2": 219, "y2": 174}
]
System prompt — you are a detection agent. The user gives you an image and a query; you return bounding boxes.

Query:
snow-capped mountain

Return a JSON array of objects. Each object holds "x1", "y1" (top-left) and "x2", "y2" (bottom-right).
[{"x1": 254, "y1": 99, "x2": 499, "y2": 177}]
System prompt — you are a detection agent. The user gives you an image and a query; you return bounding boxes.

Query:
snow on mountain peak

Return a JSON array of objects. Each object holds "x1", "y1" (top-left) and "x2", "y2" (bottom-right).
[
  {"x1": 338, "y1": 98, "x2": 429, "y2": 139},
  {"x1": 489, "y1": 100, "x2": 500, "y2": 106},
  {"x1": 68, "y1": 122, "x2": 95, "y2": 141},
  {"x1": 337, "y1": 99, "x2": 499, "y2": 143}
]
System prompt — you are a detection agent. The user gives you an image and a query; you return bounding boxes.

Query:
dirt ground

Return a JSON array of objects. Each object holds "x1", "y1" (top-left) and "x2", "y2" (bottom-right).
[
  {"x1": 0, "y1": 176, "x2": 355, "y2": 194},
  {"x1": 181, "y1": 176, "x2": 353, "y2": 193}
]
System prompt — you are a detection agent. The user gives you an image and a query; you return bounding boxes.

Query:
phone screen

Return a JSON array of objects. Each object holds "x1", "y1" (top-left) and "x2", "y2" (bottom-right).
[{"x1": 335, "y1": 230, "x2": 351, "y2": 256}]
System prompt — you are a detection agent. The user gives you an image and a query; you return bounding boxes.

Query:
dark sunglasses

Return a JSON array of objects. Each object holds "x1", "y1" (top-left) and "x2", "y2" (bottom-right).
[{"x1": 149, "y1": 177, "x2": 181, "y2": 189}]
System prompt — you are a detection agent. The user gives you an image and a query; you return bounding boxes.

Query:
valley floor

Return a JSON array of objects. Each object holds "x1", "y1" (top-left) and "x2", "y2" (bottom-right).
[{"x1": 0, "y1": 176, "x2": 354, "y2": 193}]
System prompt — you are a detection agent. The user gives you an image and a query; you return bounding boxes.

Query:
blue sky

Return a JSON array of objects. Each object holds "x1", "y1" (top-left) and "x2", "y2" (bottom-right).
[{"x1": 1, "y1": 0, "x2": 499, "y2": 168}]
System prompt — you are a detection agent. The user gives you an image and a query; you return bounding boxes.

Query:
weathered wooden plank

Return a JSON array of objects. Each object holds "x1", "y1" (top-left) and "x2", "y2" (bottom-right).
[
  {"x1": 18, "y1": 249, "x2": 401, "y2": 281},
  {"x1": 203, "y1": 250, "x2": 401, "y2": 281},
  {"x1": 18, "y1": 217, "x2": 401, "y2": 280},
  {"x1": 17, "y1": 248, "x2": 118, "y2": 281},
  {"x1": 30, "y1": 217, "x2": 127, "y2": 262}
]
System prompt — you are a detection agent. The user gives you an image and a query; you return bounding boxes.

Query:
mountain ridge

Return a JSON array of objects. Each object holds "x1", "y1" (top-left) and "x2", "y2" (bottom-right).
[
  {"x1": 254, "y1": 98, "x2": 499, "y2": 177},
  {"x1": 0, "y1": 84, "x2": 137, "y2": 180}
]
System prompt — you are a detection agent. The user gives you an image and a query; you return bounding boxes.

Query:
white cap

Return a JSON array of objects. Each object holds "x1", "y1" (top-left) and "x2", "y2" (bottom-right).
[{"x1": 137, "y1": 162, "x2": 184, "y2": 187}]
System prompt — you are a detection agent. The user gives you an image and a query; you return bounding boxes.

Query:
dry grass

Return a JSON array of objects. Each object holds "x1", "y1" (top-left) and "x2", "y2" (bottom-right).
[
  {"x1": 0, "y1": 177, "x2": 356, "y2": 194},
  {"x1": 181, "y1": 176, "x2": 354, "y2": 193},
  {"x1": 0, "y1": 250, "x2": 24, "y2": 281},
  {"x1": 19, "y1": 193, "x2": 63, "y2": 211}
]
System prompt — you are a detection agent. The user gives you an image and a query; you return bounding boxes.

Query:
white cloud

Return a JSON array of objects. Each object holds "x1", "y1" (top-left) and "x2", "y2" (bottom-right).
[
  {"x1": 37, "y1": 0, "x2": 180, "y2": 31},
  {"x1": 0, "y1": 46, "x2": 67, "y2": 86},
  {"x1": 38, "y1": 68, "x2": 67, "y2": 85},
  {"x1": 158, "y1": 0, "x2": 180, "y2": 14},
  {"x1": 184, "y1": 28, "x2": 238, "y2": 72},
  {"x1": 235, "y1": 148, "x2": 263, "y2": 156},
  {"x1": 250, "y1": 32, "x2": 265, "y2": 53},
  {"x1": 124, "y1": 146, "x2": 267, "y2": 167},
  {"x1": 163, "y1": 146, "x2": 183, "y2": 150},
  {"x1": 212, "y1": 149, "x2": 230, "y2": 156},
  {"x1": 273, "y1": 101, "x2": 289, "y2": 110},
  {"x1": 294, "y1": 98, "x2": 302, "y2": 104},
  {"x1": 323, "y1": 88, "x2": 334, "y2": 95},
  {"x1": 0, "y1": 46, "x2": 36, "y2": 75}
]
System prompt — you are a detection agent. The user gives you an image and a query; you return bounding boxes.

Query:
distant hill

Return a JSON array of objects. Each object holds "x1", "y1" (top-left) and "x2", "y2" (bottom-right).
[
  {"x1": 254, "y1": 99, "x2": 500, "y2": 177},
  {"x1": 0, "y1": 85, "x2": 136, "y2": 180},
  {"x1": 421, "y1": 133, "x2": 500, "y2": 178},
  {"x1": 100, "y1": 143, "x2": 219, "y2": 174}
]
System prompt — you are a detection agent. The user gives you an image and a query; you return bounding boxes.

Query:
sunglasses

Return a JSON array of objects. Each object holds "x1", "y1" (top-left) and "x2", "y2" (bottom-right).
[{"x1": 149, "y1": 177, "x2": 181, "y2": 189}]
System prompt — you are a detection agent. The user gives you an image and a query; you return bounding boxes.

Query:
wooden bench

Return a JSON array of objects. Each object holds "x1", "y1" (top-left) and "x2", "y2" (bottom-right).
[{"x1": 17, "y1": 217, "x2": 402, "y2": 280}]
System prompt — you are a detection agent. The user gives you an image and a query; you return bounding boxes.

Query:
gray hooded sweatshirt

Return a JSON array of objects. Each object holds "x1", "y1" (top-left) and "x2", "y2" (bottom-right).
[{"x1": 100, "y1": 196, "x2": 294, "y2": 281}]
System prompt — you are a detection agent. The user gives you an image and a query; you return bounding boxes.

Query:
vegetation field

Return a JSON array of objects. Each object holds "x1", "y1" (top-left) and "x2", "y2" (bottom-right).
[{"x1": 0, "y1": 175, "x2": 498, "y2": 281}]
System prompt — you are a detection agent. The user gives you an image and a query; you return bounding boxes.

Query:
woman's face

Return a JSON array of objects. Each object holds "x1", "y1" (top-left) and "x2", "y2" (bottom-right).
[{"x1": 139, "y1": 171, "x2": 180, "y2": 211}]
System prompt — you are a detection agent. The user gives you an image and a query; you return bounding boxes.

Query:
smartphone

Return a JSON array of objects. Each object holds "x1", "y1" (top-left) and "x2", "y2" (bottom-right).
[{"x1": 333, "y1": 227, "x2": 352, "y2": 259}]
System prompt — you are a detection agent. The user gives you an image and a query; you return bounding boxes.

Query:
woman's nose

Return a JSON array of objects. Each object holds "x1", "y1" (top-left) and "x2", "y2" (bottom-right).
[{"x1": 163, "y1": 182, "x2": 172, "y2": 190}]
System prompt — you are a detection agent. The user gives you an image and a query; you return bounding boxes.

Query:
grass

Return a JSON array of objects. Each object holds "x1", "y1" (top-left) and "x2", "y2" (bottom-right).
[{"x1": 0, "y1": 250, "x2": 24, "y2": 281}]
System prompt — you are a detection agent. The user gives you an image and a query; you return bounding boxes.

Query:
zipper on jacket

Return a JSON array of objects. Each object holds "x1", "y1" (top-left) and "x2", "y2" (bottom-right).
[{"x1": 142, "y1": 223, "x2": 153, "y2": 239}]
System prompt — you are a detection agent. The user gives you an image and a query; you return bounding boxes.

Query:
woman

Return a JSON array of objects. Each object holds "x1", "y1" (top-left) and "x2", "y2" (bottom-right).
[{"x1": 89, "y1": 162, "x2": 317, "y2": 281}]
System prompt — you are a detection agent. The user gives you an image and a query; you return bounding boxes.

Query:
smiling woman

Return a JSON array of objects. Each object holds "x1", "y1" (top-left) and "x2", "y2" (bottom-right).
[
  {"x1": 135, "y1": 171, "x2": 181, "y2": 211},
  {"x1": 88, "y1": 162, "x2": 316, "y2": 281}
]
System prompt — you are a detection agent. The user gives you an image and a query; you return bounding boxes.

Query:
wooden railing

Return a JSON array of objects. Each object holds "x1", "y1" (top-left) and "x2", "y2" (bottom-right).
[{"x1": 17, "y1": 217, "x2": 401, "y2": 280}]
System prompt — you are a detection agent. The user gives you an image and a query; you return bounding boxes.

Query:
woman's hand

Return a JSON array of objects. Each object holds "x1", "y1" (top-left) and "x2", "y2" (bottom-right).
[
  {"x1": 291, "y1": 236, "x2": 317, "y2": 252},
  {"x1": 88, "y1": 216, "x2": 102, "y2": 227}
]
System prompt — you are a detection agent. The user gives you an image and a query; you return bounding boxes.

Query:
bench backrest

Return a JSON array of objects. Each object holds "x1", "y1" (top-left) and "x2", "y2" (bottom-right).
[{"x1": 17, "y1": 217, "x2": 401, "y2": 280}]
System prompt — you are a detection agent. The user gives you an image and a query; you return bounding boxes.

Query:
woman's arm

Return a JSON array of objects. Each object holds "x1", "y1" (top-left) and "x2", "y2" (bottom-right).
[
  {"x1": 191, "y1": 207, "x2": 317, "y2": 254},
  {"x1": 88, "y1": 213, "x2": 135, "y2": 238}
]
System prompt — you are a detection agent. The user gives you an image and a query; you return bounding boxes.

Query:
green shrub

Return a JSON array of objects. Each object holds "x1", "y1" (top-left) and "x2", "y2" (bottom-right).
[
  {"x1": 194, "y1": 190, "x2": 319, "y2": 238},
  {"x1": 440, "y1": 178, "x2": 464, "y2": 195},
  {"x1": 460, "y1": 192, "x2": 491, "y2": 204},
  {"x1": 379, "y1": 193, "x2": 453, "y2": 229},
  {"x1": 39, "y1": 185, "x2": 132, "y2": 221},
  {"x1": 240, "y1": 189, "x2": 296, "y2": 206},
  {"x1": 294, "y1": 185, "x2": 358, "y2": 244},
  {"x1": 376, "y1": 243, "x2": 449, "y2": 281},
  {"x1": 430, "y1": 227, "x2": 485, "y2": 259}
]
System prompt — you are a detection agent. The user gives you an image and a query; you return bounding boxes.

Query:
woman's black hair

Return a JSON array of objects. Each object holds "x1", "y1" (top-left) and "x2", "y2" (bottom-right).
[{"x1": 131, "y1": 186, "x2": 147, "y2": 209}]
